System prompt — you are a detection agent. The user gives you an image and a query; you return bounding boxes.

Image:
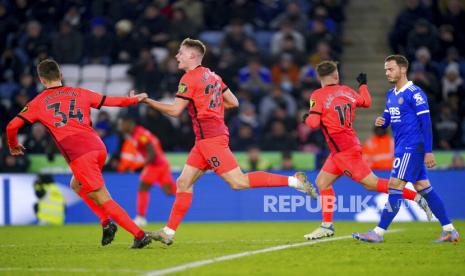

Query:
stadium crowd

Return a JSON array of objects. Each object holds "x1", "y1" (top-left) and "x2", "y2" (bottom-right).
[{"x1": 0, "y1": 0, "x2": 464, "y2": 172}]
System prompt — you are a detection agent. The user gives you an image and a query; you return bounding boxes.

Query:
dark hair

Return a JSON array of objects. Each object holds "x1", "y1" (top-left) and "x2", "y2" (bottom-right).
[
  {"x1": 181, "y1": 38, "x2": 206, "y2": 56},
  {"x1": 37, "y1": 59, "x2": 61, "y2": 81},
  {"x1": 316, "y1": 60, "x2": 338, "y2": 77},
  {"x1": 385, "y1": 55, "x2": 409, "y2": 69}
]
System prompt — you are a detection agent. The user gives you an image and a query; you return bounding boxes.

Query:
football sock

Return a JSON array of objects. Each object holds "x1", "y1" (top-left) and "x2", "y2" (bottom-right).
[
  {"x1": 79, "y1": 191, "x2": 110, "y2": 227},
  {"x1": 247, "y1": 171, "x2": 289, "y2": 188},
  {"x1": 419, "y1": 186, "x2": 452, "y2": 228},
  {"x1": 320, "y1": 188, "x2": 335, "y2": 223},
  {"x1": 102, "y1": 199, "x2": 144, "y2": 239},
  {"x1": 166, "y1": 192, "x2": 193, "y2": 231},
  {"x1": 137, "y1": 191, "x2": 150, "y2": 217},
  {"x1": 375, "y1": 178, "x2": 417, "y2": 201},
  {"x1": 378, "y1": 188, "x2": 403, "y2": 230}
]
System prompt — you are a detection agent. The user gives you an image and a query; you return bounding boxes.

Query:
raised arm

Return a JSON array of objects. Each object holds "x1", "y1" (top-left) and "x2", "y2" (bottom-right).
[
  {"x1": 223, "y1": 89, "x2": 239, "y2": 109},
  {"x1": 356, "y1": 73, "x2": 371, "y2": 108},
  {"x1": 6, "y1": 117, "x2": 27, "y2": 155},
  {"x1": 143, "y1": 96, "x2": 189, "y2": 117}
]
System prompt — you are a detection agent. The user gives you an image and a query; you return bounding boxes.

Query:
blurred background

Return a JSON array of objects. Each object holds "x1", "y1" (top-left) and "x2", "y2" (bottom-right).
[{"x1": 0, "y1": 0, "x2": 464, "y2": 225}]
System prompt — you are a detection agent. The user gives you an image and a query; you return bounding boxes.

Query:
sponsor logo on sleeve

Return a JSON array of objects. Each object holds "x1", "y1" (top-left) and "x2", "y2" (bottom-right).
[
  {"x1": 20, "y1": 105, "x2": 28, "y2": 113},
  {"x1": 310, "y1": 99, "x2": 316, "y2": 109},
  {"x1": 413, "y1": 92, "x2": 426, "y2": 105}
]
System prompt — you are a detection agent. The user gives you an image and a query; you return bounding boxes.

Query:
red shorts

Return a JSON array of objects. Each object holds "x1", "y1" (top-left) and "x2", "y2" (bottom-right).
[
  {"x1": 140, "y1": 162, "x2": 175, "y2": 185},
  {"x1": 186, "y1": 135, "x2": 239, "y2": 174},
  {"x1": 322, "y1": 146, "x2": 372, "y2": 182},
  {"x1": 69, "y1": 150, "x2": 107, "y2": 193}
]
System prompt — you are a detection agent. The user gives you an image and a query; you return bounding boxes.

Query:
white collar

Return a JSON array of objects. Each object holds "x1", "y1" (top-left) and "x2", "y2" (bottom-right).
[{"x1": 394, "y1": 81, "x2": 413, "y2": 95}]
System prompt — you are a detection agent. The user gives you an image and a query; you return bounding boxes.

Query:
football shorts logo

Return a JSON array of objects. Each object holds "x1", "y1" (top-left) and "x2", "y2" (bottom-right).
[
  {"x1": 310, "y1": 99, "x2": 316, "y2": 109},
  {"x1": 178, "y1": 83, "x2": 188, "y2": 94},
  {"x1": 20, "y1": 105, "x2": 28, "y2": 113},
  {"x1": 413, "y1": 92, "x2": 426, "y2": 105}
]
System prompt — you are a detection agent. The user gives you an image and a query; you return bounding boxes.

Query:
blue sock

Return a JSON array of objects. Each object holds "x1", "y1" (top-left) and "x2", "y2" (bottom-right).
[
  {"x1": 419, "y1": 186, "x2": 451, "y2": 226},
  {"x1": 377, "y1": 188, "x2": 403, "y2": 231}
]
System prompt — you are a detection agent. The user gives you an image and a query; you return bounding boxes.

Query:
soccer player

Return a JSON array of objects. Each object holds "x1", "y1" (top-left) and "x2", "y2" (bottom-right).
[
  {"x1": 303, "y1": 61, "x2": 432, "y2": 240},
  {"x1": 6, "y1": 59, "x2": 153, "y2": 248},
  {"x1": 353, "y1": 55, "x2": 459, "y2": 243},
  {"x1": 118, "y1": 116, "x2": 176, "y2": 226},
  {"x1": 141, "y1": 38, "x2": 318, "y2": 245}
]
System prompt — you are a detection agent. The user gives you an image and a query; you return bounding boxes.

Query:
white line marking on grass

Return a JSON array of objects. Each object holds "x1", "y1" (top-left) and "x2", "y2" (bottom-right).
[
  {"x1": 144, "y1": 229, "x2": 404, "y2": 276},
  {"x1": 0, "y1": 267, "x2": 145, "y2": 273}
]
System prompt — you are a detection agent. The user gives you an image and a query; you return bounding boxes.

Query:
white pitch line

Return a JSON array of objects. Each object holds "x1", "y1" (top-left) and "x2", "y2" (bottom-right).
[
  {"x1": 144, "y1": 229, "x2": 404, "y2": 276},
  {"x1": 0, "y1": 267, "x2": 145, "y2": 274}
]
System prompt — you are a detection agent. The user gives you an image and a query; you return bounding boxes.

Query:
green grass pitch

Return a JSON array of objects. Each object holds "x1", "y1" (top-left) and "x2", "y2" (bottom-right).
[{"x1": 0, "y1": 221, "x2": 463, "y2": 275}]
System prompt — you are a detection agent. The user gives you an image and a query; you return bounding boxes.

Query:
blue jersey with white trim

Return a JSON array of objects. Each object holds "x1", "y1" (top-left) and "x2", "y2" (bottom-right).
[{"x1": 382, "y1": 81, "x2": 430, "y2": 153}]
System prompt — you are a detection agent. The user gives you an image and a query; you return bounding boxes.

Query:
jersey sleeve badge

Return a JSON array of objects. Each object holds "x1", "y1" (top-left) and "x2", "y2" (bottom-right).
[
  {"x1": 20, "y1": 105, "x2": 29, "y2": 113},
  {"x1": 310, "y1": 99, "x2": 316, "y2": 109},
  {"x1": 178, "y1": 83, "x2": 188, "y2": 94},
  {"x1": 139, "y1": 135, "x2": 148, "y2": 144}
]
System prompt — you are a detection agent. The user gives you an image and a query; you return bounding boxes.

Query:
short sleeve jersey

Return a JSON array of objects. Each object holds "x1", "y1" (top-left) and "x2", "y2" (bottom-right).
[
  {"x1": 175, "y1": 66, "x2": 229, "y2": 140},
  {"x1": 17, "y1": 86, "x2": 107, "y2": 162},
  {"x1": 131, "y1": 126, "x2": 169, "y2": 166},
  {"x1": 309, "y1": 84, "x2": 366, "y2": 153}
]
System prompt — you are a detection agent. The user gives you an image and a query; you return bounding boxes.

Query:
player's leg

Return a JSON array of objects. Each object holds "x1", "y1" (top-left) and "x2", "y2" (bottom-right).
[
  {"x1": 151, "y1": 163, "x2": 205, "y2": 245},
  {"x1": 75, "y1": 150, "x2": 151, "y2": 248},
  {"x1": 134, "y1": 165, "x2": 155, "y2": 226},
  {"x1": 414, "y1": 178, "x2": 459, "y2": 242},
  {"x1": 304, "y1": 168, "x2": 340, "y2": 240},
  {"x1": 199, "y1": 136, "x2": 317, "y2": 197}
]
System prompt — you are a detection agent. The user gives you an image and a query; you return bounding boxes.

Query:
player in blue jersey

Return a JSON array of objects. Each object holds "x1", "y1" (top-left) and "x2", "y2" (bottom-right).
[{"x1": 353, "y1": 55, "x2": 459, "y2": 243}]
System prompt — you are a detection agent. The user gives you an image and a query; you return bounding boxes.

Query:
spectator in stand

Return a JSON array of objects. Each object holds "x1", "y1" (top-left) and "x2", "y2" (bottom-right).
[
  {"x1": 94, "y1": 111, "x2": 114, "y2": 140},
  {"x1": 169, "y1": 7, "x2": 198, "y2": 42},
  {"x1": 362, "y1": 127, "x2": 395, "y2": 170},
  {"x1": 52, "y1": 21, "x2": 82, "y2": 64},
  {"x1": 172, "y1": 0, "x2": 204, "y2": 30},
  {"x1": 0, "y1": 69, "x2": 20, "y2": 100},
  {"x1": 442, "y1": 63, "x2": 464, "y2": 100},
  {"x1": 435, "y1": 103, "x2": 460, "y2": 149},
  {"x1": 271, "y1": 1, "x2": 308, "y2": 34},
  {"x1": 309, "y1": 4, "x2": 338, "y2": 34},
  {"x1": 436, "y1": 24, "x2": 463, "y2": 60},
  {"x1": 299, "y1": 63, "x2": 319, "y2": 89},
  {"x1": 438, "y1": 0, "x2": 465, "y2": 48},
  {"x1": 18, "y1": 20, "x2": 50, "y2": 61},
  {"x1": 160, "y1": 57, "x2": 183, "y2": 94},
  {"x1": 24, "y1": 123, "x2": 53, "y2": 154},
  {"x1": 255, "y1": 0, "x2": 286, "y2": 30},
  {"x1": 264, "y1": 106, "x2": 297, "y2": 133},
  {"x1": 280, "y1": 151, "x2": 295, "y2": 170},
  {"x1": 239, "y1": 145, "x2": 271, "y2": 171},
  {"x1": 63, "y1": 5, "x2": 83, "y2": 31},
  {"x1": 221, "y1": 19, "x2": 250, "y2": 54},
  {"x1": 271, "y1": 53, "x2": 300, "y2": 94},
  {"x1": 273, "y1": 34, "x2": 306, "y2": 66},
  {"x1": 229, "y1": 102, "x2": 261, "y2": 139},
  {"x1": 128, "y1": 48, "x2": 163, "y2": 98},
  {"x1": 18, "y1": 73, "x2": 38, "y2": 99},
  {"x1": 238, "y1": 56, "x2": 272, "y2": 104},
  {"x1": 0, "y1": 2, "x2": 18, "y2": 53},
  {"x1": 217, "y1": 48, "x2": 241, "y2": 91},
  {"x1": 136, "y1": 4, "x2": 169, "y2": 48},
  {"x1": 406, "y1": 19, "x2": 440, "y2": 60},
  {"x1": 113, "y1": 19, "x2": 140, "y2": 64},
  {"x1": 83, "y1": 18, "x2": 114, "y2": 64},
  {"x1": 270, "y1": 20, "x2": 305, "y2": 56},
  {"x1": 259, "y1": 85, "x2": 297, "y2": 125},
  {"x1": 411, "y1": 47, "x2": 441, "y2": 80},
  {"x1": 308, "y1": 41, "x2": 334, "y2": 66},
  {"x1": 261, "y1": 121, "x2": 298, "y2": 151},
  {"x1": 230, "y1": 125, "x2": 258, "y2": 151},
  {"x1": 389, "y1": 0, "x2": 432, "y2": 53}
]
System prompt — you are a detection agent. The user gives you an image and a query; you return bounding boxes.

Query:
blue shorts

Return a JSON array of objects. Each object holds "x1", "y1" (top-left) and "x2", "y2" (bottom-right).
[{"x1": 390, "y1": 152, "x2": 427, "y2": 183}]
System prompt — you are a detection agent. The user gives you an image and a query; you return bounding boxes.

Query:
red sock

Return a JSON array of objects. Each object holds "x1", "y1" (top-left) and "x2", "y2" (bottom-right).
[
  {"x1": 79, "y1": 191, "x2": 110, "y2": 227},
  {"x1": 102, "y1": 199, "x2": 144, "y2": 238},
  {"x1": 320, "y1": 188, "x2": 335, "y2": 223},
  {"x1": 376, "y1": 178, "x2": 417, "y2": 200},
  {"x1": 167, "y1": 192, "x2": 192, "y2": 231},
  {"x1": 137, "y1": 191, "x2": 150, "y2": 217},
  {"x1": 376, "y1": 178, "x2": 389, "y2": 193},
  {"x1": 402, "y1": 188, "x2": 417, "y2": 200},
  {"x1": 247, "y1": 171, "x2": 288, "y2": 188}
]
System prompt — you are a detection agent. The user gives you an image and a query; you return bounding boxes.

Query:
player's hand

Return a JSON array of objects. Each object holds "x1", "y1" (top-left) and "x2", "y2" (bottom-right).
[
  {"x1": 129, "y1": 90, "x2": 148, "y2": 102},
  {"x1": 356, "y1": 73, "x2": 367, "y2": 86},
  {"x1": 302, "y1": 112, "x2": 309, "y2": 123},
  {"x1": 375, "y1": 116, "x2": 385, "y2": 126},
  {"x1": 10, "y1": 144, "x2": 26, "y2": 156},
  {"x1": 425, "y1": 153, "x2": 436, "y2": 168}
]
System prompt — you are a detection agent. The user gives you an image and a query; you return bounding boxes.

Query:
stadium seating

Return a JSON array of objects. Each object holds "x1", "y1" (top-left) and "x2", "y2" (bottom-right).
[{"x1": 81, "y1": 65, "x2": 108, "y2": 82}]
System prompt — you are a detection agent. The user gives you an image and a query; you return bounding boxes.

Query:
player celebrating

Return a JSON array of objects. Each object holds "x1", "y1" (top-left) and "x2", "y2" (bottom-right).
[
  {"x1": 353, "y1": 55, "x2": 459, "y2": 243},
  {"x1": 303, "y1": 61, "x2": 431, "y2": 240},
  {"x1": 6, "y1": 59, "x2": 153, "y2": 249},
  {"x1": 141, "y1": 38, "x2": 318, "y2": 245},
  {"x1": 118, "y1": 116, "x2": 176, "y2": 226}
]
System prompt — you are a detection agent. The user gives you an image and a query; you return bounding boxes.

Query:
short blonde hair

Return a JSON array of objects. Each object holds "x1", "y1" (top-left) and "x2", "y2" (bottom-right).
[{"x1": 181, "y1": 38, "x2": 206, "y2": 56}]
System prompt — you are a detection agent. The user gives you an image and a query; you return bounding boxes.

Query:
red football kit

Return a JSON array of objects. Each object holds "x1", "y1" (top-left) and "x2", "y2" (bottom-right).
[
  {"x1": 176, "y1": 66, "x2": 238, "y2": 174},
  {"x1": 7, "y1": 85, "x2": 138, "y2": 193},
  {"x1": 130, "y1": 126, "x2": 174, "y2": 186},
  {"x1": 306, "y1": 84, "x2": 372, "y2": 181}
]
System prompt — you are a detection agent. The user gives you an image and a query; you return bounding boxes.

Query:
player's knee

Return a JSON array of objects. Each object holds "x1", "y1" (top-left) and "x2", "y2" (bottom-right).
[
  {"x1": 176, "y1": 177, "x2": 190, "y2": 192},
  {"x1": 228, "y1": 180, "x2": 247, "y2": 190},
  {"x1": 315, "y1": 179, "x2": 330, "y2": 190}
]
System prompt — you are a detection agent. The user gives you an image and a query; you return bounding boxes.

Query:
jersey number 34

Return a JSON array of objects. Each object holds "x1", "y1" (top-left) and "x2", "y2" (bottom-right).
[{"x1": 47, "y1": 99, "x2": 84, "y2": 127}]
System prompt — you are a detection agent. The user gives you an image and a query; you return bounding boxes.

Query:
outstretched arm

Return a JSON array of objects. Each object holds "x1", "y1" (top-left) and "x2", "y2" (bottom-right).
[
  {"x1": 223, "y1": 89, "x2": 239, "y2": 109},
  {"x1": 6, "y1": 117, "x2": 27, "y2": 155},
  {"x1": 99, "y1": 90, "x2": 147, "y2": 107},
  {"x1": 143, "y1": 96, "x2": 189, "y2": 117}
]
